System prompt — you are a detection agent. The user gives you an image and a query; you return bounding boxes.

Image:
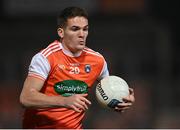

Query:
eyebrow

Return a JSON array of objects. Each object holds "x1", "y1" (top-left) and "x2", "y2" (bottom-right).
[{"x1": 71, "y1": 25, "x2": 89, "y2": 28}]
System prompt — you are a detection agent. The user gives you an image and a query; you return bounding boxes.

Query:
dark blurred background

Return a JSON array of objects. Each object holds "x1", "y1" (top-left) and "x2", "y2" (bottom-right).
[{"x1": 0, "y1": 0, "x2": 180, "y2": 128}]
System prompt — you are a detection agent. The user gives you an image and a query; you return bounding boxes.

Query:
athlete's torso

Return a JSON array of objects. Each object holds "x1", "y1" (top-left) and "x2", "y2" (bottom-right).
[{"x1": 23, "y1": 40, "x2": 109, "y2": 129}]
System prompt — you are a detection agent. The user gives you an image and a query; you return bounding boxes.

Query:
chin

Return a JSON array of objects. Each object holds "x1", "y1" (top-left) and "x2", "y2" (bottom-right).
[{"x1": 77, "y1": 45, "x2": 85, "y2": 50}]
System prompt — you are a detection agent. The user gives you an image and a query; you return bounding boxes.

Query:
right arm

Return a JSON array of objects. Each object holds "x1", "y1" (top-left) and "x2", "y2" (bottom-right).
[
  {"x1": 20, "y1": 53, "x2": 91, "y2": 112},
  {"x1": 20, "y1": 76, "x2": 91, "y2": 112}
]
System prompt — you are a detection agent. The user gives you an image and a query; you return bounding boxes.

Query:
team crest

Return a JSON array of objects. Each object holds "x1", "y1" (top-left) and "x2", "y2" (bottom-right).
[{"x1": 85, "y1": 64, "x2": 91, "y2": 73}]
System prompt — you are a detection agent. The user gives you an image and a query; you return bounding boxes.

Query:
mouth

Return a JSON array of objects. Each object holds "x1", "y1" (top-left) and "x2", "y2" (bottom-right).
[{"x1": 79, "y1": 41, "x2": 85, "y2": 45}]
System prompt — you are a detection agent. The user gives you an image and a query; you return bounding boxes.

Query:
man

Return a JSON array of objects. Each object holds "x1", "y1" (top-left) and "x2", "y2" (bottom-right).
[{"x1": 20, "y1": 6, "x2": 135, "y2": 129}]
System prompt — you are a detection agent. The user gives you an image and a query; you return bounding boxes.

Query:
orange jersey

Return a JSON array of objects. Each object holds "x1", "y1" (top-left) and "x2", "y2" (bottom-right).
[{"x1": 23, "y1": 40, "x2": 109, "y2": 129}]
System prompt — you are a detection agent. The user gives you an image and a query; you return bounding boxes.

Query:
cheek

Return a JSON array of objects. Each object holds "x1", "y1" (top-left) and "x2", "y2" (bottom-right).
[
  {"x1": 85, "y1": 32, "x2": 88, "y2": 38},
  {"x1": 64, "y1": 33, "x2": 75, "y2": 40}
]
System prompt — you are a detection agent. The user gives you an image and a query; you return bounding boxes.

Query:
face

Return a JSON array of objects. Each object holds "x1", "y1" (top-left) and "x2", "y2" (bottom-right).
[{"x1": 58, "y1": 16, "x2": 88, "y2": 53}]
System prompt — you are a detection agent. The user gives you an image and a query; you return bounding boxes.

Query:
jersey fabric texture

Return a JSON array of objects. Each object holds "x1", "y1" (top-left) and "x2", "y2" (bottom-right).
[{"x1": 23, "y1": 40, "x2": 109, "y2": 129}]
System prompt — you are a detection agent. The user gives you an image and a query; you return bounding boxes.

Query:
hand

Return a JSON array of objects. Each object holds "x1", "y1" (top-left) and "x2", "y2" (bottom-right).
[
  {"x1": 63, "y1": 94, "x2": 91, "y2": 112},
  {"x1": 114, "y1": 88, "x2": 135, "y2": 113}
]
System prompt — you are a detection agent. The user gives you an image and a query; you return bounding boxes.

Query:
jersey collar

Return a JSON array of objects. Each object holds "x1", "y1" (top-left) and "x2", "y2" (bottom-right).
[{"x1": 59, "y1": 42, "x2": 82, "y2": 57}]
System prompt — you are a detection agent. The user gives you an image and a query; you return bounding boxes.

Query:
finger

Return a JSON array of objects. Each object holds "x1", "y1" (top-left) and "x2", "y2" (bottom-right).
[
  {"x1": 114, "y1": 107, "x2": 125, "y2": 113},
  {"x1": 76, "y1": 98, "x2": 89, "y2": 110},
  {"x1": 79, "y1": 98, "x2": 91, "y2": 110},
  {"x1": 81, "y1": 93, "x2": 88, "y2": 97},
  {"x1": 79, "y1": 101, "x2": 88, "y2": 110},
  {"x1": 83, "y1": 98, "x2": 91, "y2": 105},
  {"x1": 74, "y1": 102, "x2": 86, "y2": 111},
  {"x1": 117, "y1": 102, "x2": 132, "y2": 107},
  {"x1": 123, "y1": 96, "x2": 135, "y2": 104},
  {"x1": 79, "y1": 95, "x2": 91, "y2": 105},
  {"x1": 129, "y1": 88, "x2": 134, "y2": 95},
  {"x1": 114, "y1": 106, "x2": 130, "y2": 113},
  {"x1": 122, "y1": 97, "x2": 131, "y2": 103},
  {"x1": 71, "y1": 105, "x2": 82, "y2": 113},
  {"x1": 115, "y1": 106, "x2": 130, "y2": 110}
]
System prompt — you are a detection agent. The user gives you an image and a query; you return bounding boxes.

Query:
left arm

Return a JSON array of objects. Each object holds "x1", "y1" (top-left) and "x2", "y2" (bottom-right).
[
  {"x1": 97, "y1": 58, "x2": 135, "y2": 112},
  {"x1": 115, "y1": 88, "x2": 135, "y2": 112}
]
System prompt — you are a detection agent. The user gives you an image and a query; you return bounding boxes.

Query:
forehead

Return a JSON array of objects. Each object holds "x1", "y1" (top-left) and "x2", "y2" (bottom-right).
[{"x1": 66, "y1": 16, "x2": 88, "y2": 27}]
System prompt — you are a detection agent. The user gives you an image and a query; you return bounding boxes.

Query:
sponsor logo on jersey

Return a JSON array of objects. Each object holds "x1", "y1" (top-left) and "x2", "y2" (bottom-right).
[
  {"x1": 54, "y1": 80, "x2": 88, "y2": 97},
  {"x1": 69, "y1": 63, "x2": 79, "y2": 67},
  {"x1": 85, "y1": 64, "x2": 91, "y2": 73},
  {"x1": 58, "y1": 64, "x2": 66, "y2": 70}
]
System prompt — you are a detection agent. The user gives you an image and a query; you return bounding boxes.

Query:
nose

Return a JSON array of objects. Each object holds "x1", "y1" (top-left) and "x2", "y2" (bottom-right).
[{"x1": 78, "y1": 30, "x2": 85, "y2": 38}]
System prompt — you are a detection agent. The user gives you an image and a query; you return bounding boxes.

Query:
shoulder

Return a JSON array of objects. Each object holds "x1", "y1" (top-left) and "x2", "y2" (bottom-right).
[
  {"x1": 40, "y1": 40, "x2": 62, "y2": 58},
  {"x1": 83, "y1": 47, "x2": 104, "y2": 59},
  {"x1": 82, "y1": 47, "x2": 106, "y2": 67}
]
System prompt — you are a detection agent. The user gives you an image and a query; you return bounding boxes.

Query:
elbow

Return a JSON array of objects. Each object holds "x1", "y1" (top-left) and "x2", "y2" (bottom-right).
[{"x1": 19, "y1": 94, "x2": 32, "y2": 108}]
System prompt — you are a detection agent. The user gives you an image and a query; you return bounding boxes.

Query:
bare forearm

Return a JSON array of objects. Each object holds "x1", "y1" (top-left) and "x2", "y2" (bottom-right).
[
  {"x1": 20, "y1": 77, "x2": 91, "y2": 112},
  {"x1": 20, "y1": 89, "x2": 65, "y2": 108}
]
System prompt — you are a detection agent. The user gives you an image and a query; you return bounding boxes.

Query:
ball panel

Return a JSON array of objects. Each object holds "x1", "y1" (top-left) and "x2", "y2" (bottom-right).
[
  {"x1": 95, "y1": 75, "x2": 129, "y2": 109},
  {"x1": 107, "y1": 99, "x2": 121, "y2": 108},
  {"x1": 95, "y1": 82, "x2": 110, "y2": 107}
]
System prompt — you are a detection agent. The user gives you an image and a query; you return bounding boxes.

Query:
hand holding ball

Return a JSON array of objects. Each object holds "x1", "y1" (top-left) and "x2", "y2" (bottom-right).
[{"x1": 96, "y1": 75, "x2": 129, "y2": 109}]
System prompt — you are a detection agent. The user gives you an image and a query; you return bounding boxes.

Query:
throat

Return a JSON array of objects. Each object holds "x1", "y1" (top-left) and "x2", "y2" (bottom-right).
[{"x1": 61, "y1": 44, "x2": 82, "y2": 57}]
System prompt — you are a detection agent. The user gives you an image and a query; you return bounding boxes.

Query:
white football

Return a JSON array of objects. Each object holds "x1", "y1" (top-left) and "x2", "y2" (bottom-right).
[{"x1": 95, "y1": 75, "x2": 129, "y2": 109}]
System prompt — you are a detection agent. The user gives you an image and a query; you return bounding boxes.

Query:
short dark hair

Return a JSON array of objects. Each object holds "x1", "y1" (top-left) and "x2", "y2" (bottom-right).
[{"x1": 57, "y1": 6, "x2": 88, "y2": 28}]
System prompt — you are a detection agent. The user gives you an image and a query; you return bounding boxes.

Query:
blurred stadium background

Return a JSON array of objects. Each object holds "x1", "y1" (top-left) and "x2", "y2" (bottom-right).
[{"x1": 0, "y1": 0, "x2": 180, "y2": 128}]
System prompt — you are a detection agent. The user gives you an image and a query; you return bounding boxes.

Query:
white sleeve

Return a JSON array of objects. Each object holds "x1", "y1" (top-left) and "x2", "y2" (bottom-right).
[
  {"x1": 28, "y1": 53, "x2": 50, "y2": 80},
  {"x1": 98, "y1": 60, "x2": 109, "y2": 80}
]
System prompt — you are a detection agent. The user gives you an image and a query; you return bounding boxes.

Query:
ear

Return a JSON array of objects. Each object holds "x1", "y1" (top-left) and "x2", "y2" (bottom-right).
[{"x1": 57, "y1": 28, "x2": 64, "y2": 38}]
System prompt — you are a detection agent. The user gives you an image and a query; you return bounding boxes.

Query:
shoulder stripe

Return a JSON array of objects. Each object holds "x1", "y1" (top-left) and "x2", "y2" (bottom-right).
[
  {"x1": 44, "y1": 47, "x2": 61, "y2": 57},
  {"x1": 43, "y1": 45, "x2": 60, "y2": 57},
  {"x1": 83, "y1": 49, "x2": 103, "y2": 58},
  {"x1": 84, "y1": 47, "x2": 95, "y2": 53},
  {"x1": 41, "y1": 41, "x2": 62, "y2": 57},
  {"x1": 41, "y1": 41, "x2": 59, "y2": 54}
]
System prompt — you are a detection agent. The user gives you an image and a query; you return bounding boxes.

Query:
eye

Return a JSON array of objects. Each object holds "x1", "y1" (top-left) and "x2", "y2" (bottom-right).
[
  {"x1": 71, "y1": 26, "x2": 80, "y2": 31},
  {"x1": 83, "y1": 27, "x2": 89, "y2": 31}
]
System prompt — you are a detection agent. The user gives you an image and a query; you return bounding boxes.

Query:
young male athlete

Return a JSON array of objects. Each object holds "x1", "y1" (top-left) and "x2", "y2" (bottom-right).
[{"x1": 20, "y1": 6, "x2": 135, "y2": 129}]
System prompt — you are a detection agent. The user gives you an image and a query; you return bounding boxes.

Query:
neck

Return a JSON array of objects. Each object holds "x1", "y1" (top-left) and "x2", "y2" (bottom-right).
[{"x1": 61, "y1": 43, "x2": 82, "y2": 57}]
